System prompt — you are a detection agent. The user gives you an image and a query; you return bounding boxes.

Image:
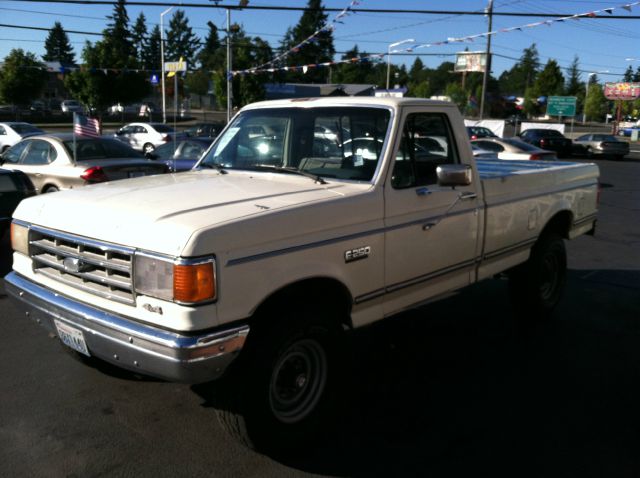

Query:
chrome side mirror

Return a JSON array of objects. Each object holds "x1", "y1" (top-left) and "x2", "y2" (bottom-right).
[{"x1": 436, "y1": 164, "x2": 473, "y2": 188}]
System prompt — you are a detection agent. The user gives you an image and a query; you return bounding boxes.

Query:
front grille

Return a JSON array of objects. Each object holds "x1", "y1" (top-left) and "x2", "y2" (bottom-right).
[{"x1": 29, "y1": 226, "x2": 136, "y2": 305}]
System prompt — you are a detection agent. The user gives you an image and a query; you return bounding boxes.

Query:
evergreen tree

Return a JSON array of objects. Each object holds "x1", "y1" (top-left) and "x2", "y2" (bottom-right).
[
  {"x1": 42, "y1": 22, "x2": 75, "y2": 64},
  {"x1": 197, "y1": 21, "x2": 225, "y2": 71},
  {"x1": 498, "y1": 44, "x2": 540, "y2": 95},
  {"x1": 64, "y1": 0, "x2": 148, "y2": 115},
  {"x1": 142, "y1": 25, "x2": 162, "y2": 70},
  {"x1": 533, "y1": 59, "x2": 565, "y2": 98},
  {"x1": 0, "y1": 49, "x2": 48, "y2": 106},
  {"x1": 634, "y1": 67, "x2": 640, "y2": 82},
  {"x1": 131, "y1": 12, "x2": 148, "y2": 67},
  {"x1": 332, "y1": 46, "x2": 374, "y2": 84},
  {"x1": 166, "y1": 9, "x2": 200, "y2": 65},
  {"x1": 584, "y1": 83, "x2": 608, "y2": 121},
  {"x1": 280, "y1": 0, "x2": 335, "y2": 83},
  {"x1": 623, "y1": 65, "x2": 634, "y2": 82},
  {"x1": 565, "y1": 56, "x2": 582, "y2": 95}
]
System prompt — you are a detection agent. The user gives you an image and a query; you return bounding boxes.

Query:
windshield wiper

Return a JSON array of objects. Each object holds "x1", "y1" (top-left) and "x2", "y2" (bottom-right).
[
  {"x1": 198, "y1": 163, "x2": 228, "y2": 174},
  {"x1": 252, "y1": 164, "x2": 328, "y2": 185}
]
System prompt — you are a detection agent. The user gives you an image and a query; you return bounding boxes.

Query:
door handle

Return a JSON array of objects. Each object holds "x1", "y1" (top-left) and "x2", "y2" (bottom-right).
[{"x1": 459, "y1": 191, "x2": 477, "y2": 200}]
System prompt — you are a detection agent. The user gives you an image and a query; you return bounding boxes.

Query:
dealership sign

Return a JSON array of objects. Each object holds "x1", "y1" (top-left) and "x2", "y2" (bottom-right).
[
  {"x1": 454, "y1": 52, "x2": 487, "y2": 73},
  {"x1": 604, "y1": 82, "x2": 640, "y2": 100}
]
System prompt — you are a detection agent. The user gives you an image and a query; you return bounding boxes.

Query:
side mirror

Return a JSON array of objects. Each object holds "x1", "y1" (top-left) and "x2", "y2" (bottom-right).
[{"x1": 436, "y1": 164, "x2": 473, "y2": 188}]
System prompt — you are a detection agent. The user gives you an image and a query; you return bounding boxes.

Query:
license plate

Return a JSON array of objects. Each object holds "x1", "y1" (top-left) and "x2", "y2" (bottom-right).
[
  {"x1": 128, "y1": 171, "x2": 146, "y2": 178},
  {"x1": 54, "y1": 320, "x2": 90, "y2": 356}
]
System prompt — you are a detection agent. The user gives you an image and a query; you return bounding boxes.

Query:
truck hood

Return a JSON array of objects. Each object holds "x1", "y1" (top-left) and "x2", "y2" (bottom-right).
[{"x1": 14, "y1": 170, "x2": 363, "y2": 256}]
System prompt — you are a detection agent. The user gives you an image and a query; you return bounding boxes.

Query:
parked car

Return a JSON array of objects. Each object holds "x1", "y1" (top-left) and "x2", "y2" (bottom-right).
[
  {"x1": 0, "y1": 122, "x2": 45, "y2": 152},
  {"x1": 0, "y1": 134, "x2": 168, "y2": 193},
  {"x1": 146, "y1": 137, "x2": 215, "y2": 172},
  {"x1": 61, "y1": 100, "x2": 84, "y2": 113},
  {"x1": 471, "y1": 137, "x2": 557, "y2": 161},
  {"x1": 518, "y1": 128, "x2": 573, "y2": 158},
  {"x1": 617, "y1": 125, "x2": 640, "y2": 137},
  {"x1": 108, "y1": 103, "x2": 139, "y2": 115},
  {"x1": 466, "y1": 126, "x2": 498, "y2": 140},
  {"x1": 183, "y1": 122, "x2": 224, "y2": 139},
  {"x1": 0, "y1": 168, "x2": 36, "y2": 237},
  {"x1": 114, "y1": 122, "x2": 187, "y2": 154},
  {"x1": 470, "y1": 143, "x2": 498, "y2": 159},
  {"x1": 573, "y1": 134, "x2": 629, "y2": 159}
]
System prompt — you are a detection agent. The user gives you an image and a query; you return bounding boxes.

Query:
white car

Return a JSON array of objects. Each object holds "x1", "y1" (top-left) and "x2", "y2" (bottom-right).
[
  {"x1": 0, "y1": 122, "x2": 44, "y2": 152},
  {"x1": 471, "y1": 137, "x2": 557, "y2": 161},
  {"x1": 114, "y1": 122, "x2": 186, "y2": 153},
  {"x1": 60, "y1": 100, "x2": 84, "y2": 113}
]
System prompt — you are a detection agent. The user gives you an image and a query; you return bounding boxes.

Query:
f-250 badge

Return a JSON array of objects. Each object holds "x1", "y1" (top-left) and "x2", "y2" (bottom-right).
[{"x1": 344, "y1": 246, "x2": 371, "y2": 263}]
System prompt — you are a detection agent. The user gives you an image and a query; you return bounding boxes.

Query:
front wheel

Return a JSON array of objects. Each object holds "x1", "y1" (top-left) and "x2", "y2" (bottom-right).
[
  {"x1": 509, "y1": 233, "x2": 567, "y2": 318},
  {"x1": 143, "y1": 143, "x2": 155, "y2": 154},
  {"x1": 215, "y1": 313, "x2": 346, "y2": 452}
]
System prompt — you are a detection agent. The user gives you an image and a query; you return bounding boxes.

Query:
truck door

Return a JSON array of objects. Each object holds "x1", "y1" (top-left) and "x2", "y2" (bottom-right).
[{"x1": 383, "y1": 110, "x2": 481, "y2": 316}]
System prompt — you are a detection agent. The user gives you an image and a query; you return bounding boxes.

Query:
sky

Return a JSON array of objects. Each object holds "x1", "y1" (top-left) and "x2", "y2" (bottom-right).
[{"x1": 1, "y1": 0, "x2": 639, "y2": 83}]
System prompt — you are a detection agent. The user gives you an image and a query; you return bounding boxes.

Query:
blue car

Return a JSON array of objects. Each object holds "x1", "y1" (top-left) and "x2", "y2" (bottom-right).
[
  {"x1": 146, "y1": 138, "x2": 215, "y2": 172},
  {"x1": 618, "y1": 126, "x2": 640, "y2": 137}
]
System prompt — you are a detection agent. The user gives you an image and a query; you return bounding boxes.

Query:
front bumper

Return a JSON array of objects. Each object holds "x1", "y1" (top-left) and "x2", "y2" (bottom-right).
[{"x1": 4, "y1": 272, "x2": 249, "y2": 383}]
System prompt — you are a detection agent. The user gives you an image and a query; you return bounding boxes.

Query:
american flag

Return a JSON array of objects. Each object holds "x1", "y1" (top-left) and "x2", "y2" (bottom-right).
[{"x1": 73, "y1": 113, "x2": 100, "y2": 137}]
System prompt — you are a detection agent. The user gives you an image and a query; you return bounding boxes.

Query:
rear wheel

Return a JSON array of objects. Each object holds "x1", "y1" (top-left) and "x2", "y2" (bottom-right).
[
  {"x1": 215, "y1": 306, "x2": 346, "y2": 452},
  {"x1": 43, "y1": 185, "x2": 59, "y2": 193},
  {"x1": 143, "y1": 143, "x2": 155, "y2": 154},
  {"x1": 509, "y1": 233, "x2": 567, "y2": 318}
]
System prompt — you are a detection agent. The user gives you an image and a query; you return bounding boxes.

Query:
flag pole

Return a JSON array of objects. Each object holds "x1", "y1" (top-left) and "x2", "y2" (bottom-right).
[{"x1": 73, "y1": 112, "x2": 77, "y2": 162}]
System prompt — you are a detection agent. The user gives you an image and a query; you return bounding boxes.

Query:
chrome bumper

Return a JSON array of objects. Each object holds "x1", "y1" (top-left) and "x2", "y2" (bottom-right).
[{"x1": 4, "y1": 272, "x2": 249, "y2": 383}]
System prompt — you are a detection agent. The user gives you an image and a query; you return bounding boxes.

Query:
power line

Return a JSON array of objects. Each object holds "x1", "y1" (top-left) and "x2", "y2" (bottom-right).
[{"x1": 2, "y1": 0, "x2": 640, "y2": 19}]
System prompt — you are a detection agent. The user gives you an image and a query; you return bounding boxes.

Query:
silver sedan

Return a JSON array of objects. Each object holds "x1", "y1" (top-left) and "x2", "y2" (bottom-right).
[
  {"x1": 573, "y1": 134, "x2": 629, "y2": 160},
  {"x1": 471, "y1": 137, "x2": 557, "y2": 161},
  {"x1": 0, "y1": 133, "x2": 168, "y2": 193}
]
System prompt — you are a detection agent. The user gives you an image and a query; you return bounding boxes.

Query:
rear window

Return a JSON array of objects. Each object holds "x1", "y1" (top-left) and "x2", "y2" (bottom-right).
[
  {"x1": 593, "y1": 135, "x2": 618, "y2": 141},
  {"x1": 63, "y1": 138, "x2": 143, "y2": 160},
  {"x1": 152, "y1": 124, "x2": 175, "y2": 133},
  {"x1": 540, "y1": 130, "x2": 563, "y2": 137},
  {"x1": 502, "y1": 138, "x2": 540, "y2": 151},
  {"x1": 12, "y1": 124, "x2": 43, "y2": 135}
]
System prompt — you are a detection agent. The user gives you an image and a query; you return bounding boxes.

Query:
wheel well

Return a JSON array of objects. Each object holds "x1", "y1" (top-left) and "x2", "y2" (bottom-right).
[
  {"x1": 542, "y1": 211, "x2": 573, "y2": 239},
  {"x1": 42, "y1": 183, "x2": 59, "y2": 193},
  {"x1": 252, "y1": 278, "x2": 353, "y2": 331}
]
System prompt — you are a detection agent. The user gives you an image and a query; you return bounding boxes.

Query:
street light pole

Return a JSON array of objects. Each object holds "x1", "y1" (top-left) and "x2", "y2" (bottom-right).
[
  {"x1": 226, "y1": 8, "x2": 232, "y2": 123},
  {"x1": 386, "y1": 39, "x2": 414, "y2": 91},
  {"x1": 160, "y1": 6, "x2": 174, "y2": 124}
]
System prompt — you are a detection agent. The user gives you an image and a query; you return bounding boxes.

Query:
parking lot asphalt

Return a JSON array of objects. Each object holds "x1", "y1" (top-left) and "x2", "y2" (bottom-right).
[{"x1": 0, "y1": 152, "x2": 639, "y2": 477}]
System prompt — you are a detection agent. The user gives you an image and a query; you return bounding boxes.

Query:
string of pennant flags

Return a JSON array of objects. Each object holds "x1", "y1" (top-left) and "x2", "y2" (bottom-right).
[
  {"x1": 16, "y1": 0, "x2": 640, "y2": 78},
  {"x1": 230, "y1": 0, "x2": 640, "y2": 77}
]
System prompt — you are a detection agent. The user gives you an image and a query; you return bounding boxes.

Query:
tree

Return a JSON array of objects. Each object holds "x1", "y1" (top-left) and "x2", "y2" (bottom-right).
[
  {"x1": 42, "y1": 22, "x2": 75, "y2": 64},
  {"x1": 498, "y1": 43, "x2": 540, "y2": 95},
  {"x1": 166, "y1": 9, "x2": 200, "y2": 65},
  {"x1": 198, "y1": 21, "x2": 224, "y2": 71},
  {"x1": 444, "y1": 82, "x2": 467, "y2": 111},
  {"x1": 142, "y1": 25, "x2": 162, "y2": 71},
  {"x1": 533, "y1": 59, "x2": 565, "y2": 98},
  {"x1": 0, "y1": 49, "x2": 48, "y2": 106},
  {"x1": 332, "y1": 46, "x2": 374, "y2": 84},
  {"x1": 64, "y1": 0, "x2": 149, "y2": 114},
  {"x1": 623, "y1": 65, "x2": 634, "y2": 82},
  {"x1": 584, "y1": 83, "x2": 608, "y2": 121},
  {"x1": 280, "y1": 0, "x2": 335, "y2": 83},
  {"x1": 131, "y1": 12, "x2": 148, "y2": 66}
]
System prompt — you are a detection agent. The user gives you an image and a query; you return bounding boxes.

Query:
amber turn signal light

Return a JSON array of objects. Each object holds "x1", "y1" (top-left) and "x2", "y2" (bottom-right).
[{"x1": 173, "y1": 263, "x2": 216, "y2": 303}]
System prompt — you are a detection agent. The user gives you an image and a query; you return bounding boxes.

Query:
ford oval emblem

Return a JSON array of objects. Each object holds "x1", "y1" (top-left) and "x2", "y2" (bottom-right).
[{"x1": 63, "y1": 257, "x2": 93, "y2": 273}]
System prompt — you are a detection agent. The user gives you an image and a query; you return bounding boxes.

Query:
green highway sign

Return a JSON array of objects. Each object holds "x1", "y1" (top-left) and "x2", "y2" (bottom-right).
[{"x1": 547, "y1": 96, "x2": 577, "y2": 117}]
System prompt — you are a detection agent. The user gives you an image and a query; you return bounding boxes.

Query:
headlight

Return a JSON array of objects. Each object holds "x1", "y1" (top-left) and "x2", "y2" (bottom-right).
[
  {"x1": 134, "y1": 253, "x2": 216, "y2": 304},
  {"x1": 10, "y1": 221, "x2": 29, "y2": 256}
]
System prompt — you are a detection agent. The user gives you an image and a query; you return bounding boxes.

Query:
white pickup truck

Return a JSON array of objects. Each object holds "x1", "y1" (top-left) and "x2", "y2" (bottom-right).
[{"x1": 6, "y1": 97, "x2": 599, "y2": 451}]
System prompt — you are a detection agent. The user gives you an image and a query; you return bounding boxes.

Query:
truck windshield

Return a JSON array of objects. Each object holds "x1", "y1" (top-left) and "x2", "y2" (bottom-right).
[{"x1": 199, "y1": 107, "x2": 391, "y2": 181}]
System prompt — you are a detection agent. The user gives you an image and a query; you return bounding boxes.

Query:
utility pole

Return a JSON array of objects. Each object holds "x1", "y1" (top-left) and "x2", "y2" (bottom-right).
[
  {"x1": 479, "y1": 0, "x2": 493, "y2": 120},
  {"x1": 226, "y1": 8, "x2": 232, "y2": 123}
]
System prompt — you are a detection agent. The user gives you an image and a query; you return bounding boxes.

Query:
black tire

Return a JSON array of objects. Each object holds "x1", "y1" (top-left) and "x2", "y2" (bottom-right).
[
  {"x1": 509, "y1": 233, "x2": 567, "y2": 318},
  {"x1": 43, "y1": 185, "x2": 59, "y2": 193},
  {"x1": 613, "y1": 154, "x2": 625, "y2": 161},
  {"x1": 585, "y1": 147, "x2": 593, "y2": 159},
  {"x1": 215, "y1": 308, "x2": 346, "y2": 453},
  {"x1": 143, "y1": 143, "x2": 155, "y2": 154}
]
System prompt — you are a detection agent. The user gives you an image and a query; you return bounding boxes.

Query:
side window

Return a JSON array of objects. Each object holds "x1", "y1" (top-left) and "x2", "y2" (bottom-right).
[
  {"x1": 182, "y1": 142, "x2": 206, "y2": 159},
  {"x1": 136, "y1": 126, "x2": 148, "y2": 134},
  {"x1": 22, "y1": 140, "x2": 56, "y2": 165},
  {"x1": 0, "y1": 126, "x2": 6, "y2": 135},
  {"x1": 391, "y1": 113, "x2": 458, "y2": 189},
  {"x1": 2, "y1": 141, "x2": 29, "y2": 164}
]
